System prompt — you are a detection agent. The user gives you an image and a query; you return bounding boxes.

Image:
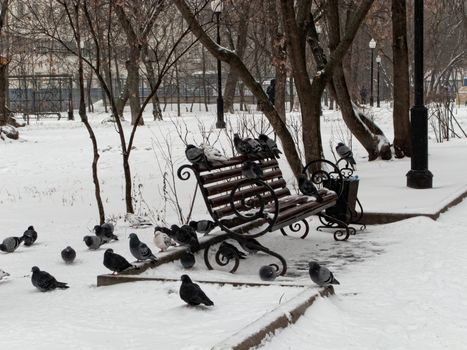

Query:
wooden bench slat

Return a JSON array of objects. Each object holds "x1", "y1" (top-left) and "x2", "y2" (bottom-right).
[
  {"x1": 209, "y1": 179, "x2": 287, "y2": 208},
  {"x1": 205, "y1": 169, "x2": 284, "y2": 196},
  {"x1": 200, "y1": 159, "x2": 278, "y2": 185}
]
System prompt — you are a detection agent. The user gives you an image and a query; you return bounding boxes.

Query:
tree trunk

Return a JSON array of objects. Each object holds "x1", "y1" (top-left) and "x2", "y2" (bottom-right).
[
  {"x1": 0, "y1": 63, "x2": 7, "y2": 126},
  {"x1": 142, "y1": 44, "x2": 163, "y2": 120},
  {"x1": 223, "y1": 3, "x2": 250, "y2": 113},
  {"x1": 392, "y1": 0, "x2": 411, "y2": 157}
]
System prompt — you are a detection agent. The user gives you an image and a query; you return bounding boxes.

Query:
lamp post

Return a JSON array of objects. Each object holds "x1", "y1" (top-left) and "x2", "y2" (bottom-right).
[
  {"x1": 211, "y1": 0, "x2": 225, "y2": 129},
  {"x1": 369, "y1": 38, "x2": 376, "y2": 107},
  {"x1": 407, "y1": 0, "x2": 433, "y2": 189},
  {"x1": 376, "y1": 54, "x2": 381, "y2": 108}
]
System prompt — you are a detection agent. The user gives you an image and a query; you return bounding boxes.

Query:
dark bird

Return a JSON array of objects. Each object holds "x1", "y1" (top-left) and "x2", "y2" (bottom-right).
[
  {"x1": 61, "y1": 246, "x2": 76, "y2": 264},
  {"x1": 245, "y1": 138, "x2": 262, "y2": 153},
  {"x1": 237, "y1": 237, "x2": 266, "y2": 254},
  {"x1": 242, "y1": 161, "x2": 263, "y2": 179},
  {"x1": 170, "y1": 224, "x2": 200, "y2": 252},
  {"x1": 259, "y1": 265, "x2": 277, "y2": 281},
  {"x1": 0, "y1": 236, "x2": 23, "y2": 253},
  {"x1": 336, "y1": 142, "x2": 356, "y2": 168},
  {"x1": 129, "y1": 233, "x2": 157, "y2": 262},
  {"x1": 94, "y1": 223, "x2": 118, "y2": 243},
  {"x1": 185, "y1": 144, "x2": 210, "y2": 169},
  {"x1": 189, "y1": 220, "x2": 217, "y2": 235},
  {"x1": 83, "y1": 235, "x2": 105, "y2": 250},
  {"x1": 31, "y1": 266, "x2": 69, "y2": 292},
  {"x1": 218, "y1": 242, "x2": 247, "y2": 260},
  {"x1": 258, "y1": 134, "x2": 282, "y2": 158},
  {"x1": 180, "y1": 251, "x2": 196, "y2": 269},
  {"x1": 308, "y1": 261, "x2": 340, "y2": 287},
  {"x1": 22, "y1": 226, "x2": 38, "y2": 246},
  {"x1": 0, "y1": 269, "x2": 10, "y2": 281},
  {"x1": 153, "y1": 229, "x2": 176, "y2": 252},
  {"x1": 298, "y1": 175, "x2": 324, "y2": 202},
  {"x1": 233, "y1": 133, "x2": 253, "y2": 156},
  {"x1": 179, "y1": 274, "x2": 214, "y2": 306},
  {"x1": 103, "y1": 249, "x2": 134, "y2": 274}
]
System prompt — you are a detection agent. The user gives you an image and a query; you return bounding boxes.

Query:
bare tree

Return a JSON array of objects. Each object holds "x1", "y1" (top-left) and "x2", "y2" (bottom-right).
[{"x1": 0, "y1": 0, "x2": 9, "y2": 127}]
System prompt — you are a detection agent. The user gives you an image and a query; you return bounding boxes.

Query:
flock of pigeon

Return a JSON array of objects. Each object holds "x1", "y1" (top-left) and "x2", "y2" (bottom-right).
[{"x1": 1, "y1": 134, "x2": 350, "y2": 306}]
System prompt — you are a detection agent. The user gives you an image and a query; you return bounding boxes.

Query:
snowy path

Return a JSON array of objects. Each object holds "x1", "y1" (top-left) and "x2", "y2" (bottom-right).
[{"x1": 260, "y1": 199, "x2": 467, "y2": 350}]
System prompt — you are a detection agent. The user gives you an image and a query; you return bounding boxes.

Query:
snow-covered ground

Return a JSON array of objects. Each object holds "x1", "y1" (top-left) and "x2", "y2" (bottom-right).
[{"x1": 1, "y1": 102, "x2": 466, "y2": 349}]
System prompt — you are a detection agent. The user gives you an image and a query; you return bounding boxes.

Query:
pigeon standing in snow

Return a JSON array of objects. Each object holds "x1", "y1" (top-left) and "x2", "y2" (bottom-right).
[
  {"x1": 22, "y1": 226, "x2": 38, "y2": 246},
  {"x1": 83, "y1": 235, "x2": 105, "y2": 250},
  {"x1": 233, "y1": 134, "x2": 253, "y2": 156},
  {"x1": 298, "y1": 175, "x2": 323, "y2": 202},
  {"x1": 242, "y1": 161, "x2": 263, "y2": 179},
  {"x1": 103, "y1": 249, "x2": 135, "y2": 274},
  {"x1": 179, "y1": 274, "x2": 214, "y2": 306},
  {"x1": 61, "y1": 246, "x2": 76, "y2": 264},
  {"x1": 201, "y1": 144, "x2": 228, "y2": 162},
  {"x1": 218, "y1": 242, "x2": 247, "y2": 260},
  {"x1": 336, "y1": 142, "x2": 356, "y2": 169},
  {"x1": 94, "y1": 223, "x2": 118, "y2": 243},
  {"x1": 308, "y1": 261, "x2": 340, "y2": 287},
  {"x1": 31, "y1": 266, "x2": 69, "y2": 292},
  {"x1": 185, "y1": 144, "x2": 210, "y2": 169},
  {"x1": 129, "y1": 233, "x2": 157, "y2": 262},
  {"x1": 189, "y1": 220, "x2": 217, "y2": 235},
  {"x1": 258, "y1": 134, "x2": 282, "y2": 159},
  {"x1": 180, "y1": 251, "x2": 196, "y2": 269},
  {"x1": 0, "y1": 269, "x2": 10, "y2": 280},
  {"x1": 0, "y1": 236, "x2": 23, "y2": 253},
  {"x1": 170, "y1": 225, "x2": 200, "y2": 252},
  {"x1": 153, "y1": 229, "x2": 176, "y2": 252}
]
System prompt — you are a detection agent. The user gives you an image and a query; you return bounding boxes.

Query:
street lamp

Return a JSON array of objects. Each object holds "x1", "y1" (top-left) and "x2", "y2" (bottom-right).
[
  {"x1": 211, "y1": 0, "x2": 225, "y2": 129},
  {"x1": 407, "y1": 0, "x2": 433, "y2": 188},
  {"x1": 376, "y1": 54, "x2": 381, "y2": 108},
  {"x1": 368, "y1": 38, "x2": 376, "y2": 107}
]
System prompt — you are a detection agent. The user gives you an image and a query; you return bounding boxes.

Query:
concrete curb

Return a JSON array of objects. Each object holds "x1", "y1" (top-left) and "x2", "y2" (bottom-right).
[
  {"x1": 211, "y1": 286, "x2": 334, "y2": 350},
  {"x1": 361, "y1": 187, "x2": 467, "y2": 225}
]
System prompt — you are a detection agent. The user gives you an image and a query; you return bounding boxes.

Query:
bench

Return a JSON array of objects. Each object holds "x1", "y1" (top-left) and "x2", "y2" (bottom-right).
[{"x1": 177, "y1": 155, "x2": 352, "y2": 275}]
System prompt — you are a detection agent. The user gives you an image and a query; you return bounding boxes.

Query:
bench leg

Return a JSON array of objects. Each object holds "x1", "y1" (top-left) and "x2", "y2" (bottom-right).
[
  {"x1": 317, "y1": 213, "x2": 351, "y2": 241},
  {"x1": 280, "y1": 219, "x2": 310, "y2": 239}
]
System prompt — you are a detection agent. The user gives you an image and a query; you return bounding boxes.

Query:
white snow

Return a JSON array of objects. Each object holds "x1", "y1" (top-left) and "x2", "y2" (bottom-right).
[{"x1": 0, "y1": 102, "x2": 466, "y2": 349}]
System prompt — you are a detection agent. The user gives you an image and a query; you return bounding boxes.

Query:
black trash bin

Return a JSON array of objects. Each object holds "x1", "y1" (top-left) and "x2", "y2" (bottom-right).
[{"x1": 324, "y1": 176, "x2": 360, "y2": 223}]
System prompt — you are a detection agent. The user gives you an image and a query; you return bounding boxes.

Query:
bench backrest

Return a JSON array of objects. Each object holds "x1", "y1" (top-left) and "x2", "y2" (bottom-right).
[{"x1": 192, "y1": 155, "x2": 290, "y2": 221}]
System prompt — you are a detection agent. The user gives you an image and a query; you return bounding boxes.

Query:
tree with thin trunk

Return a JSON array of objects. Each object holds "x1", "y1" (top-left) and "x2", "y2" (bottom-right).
[{"x1": 0, "y1": 0, "x2": 9, "y2": 127}]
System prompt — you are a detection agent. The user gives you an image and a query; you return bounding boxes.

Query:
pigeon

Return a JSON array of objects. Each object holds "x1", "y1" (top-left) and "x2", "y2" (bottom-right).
[
  {"x1": 201, "y1": 144, "x2": 228, "y2": 162},
  {"x1": 245, "y1": 138, "x2": 262, "y2": 153},
  {"x1": 237, "y1": 237, "x2": 266, "y2": 254},
  {"x1": 103, "y1": 249, "x2": 135, "y2": 274},
  {"x1": 298, "y1": 175, "x2": 324, "y2": 202},
  {"x1": 242, "y1": 161, "x2": 263, "y2": 179},
  {"x1": 180, "y1": 251, "x2": 196, "y2": 269},
  {"x1": 308, "y1": 261, "x2": 340, "y2": 287},
  {"x1": 31, "y1": 266, "x2": 69, "y2": 292},
  {"x1": 83, "y1": 235, "x2": 105, "y2": 250},
  {"x1": 218, "y1": 241, "x2": 247, "y2": 260},
  {"x1": 189, "y1": 220, "x2": 217, "y2": 235},
  {"x1": 259, "y1": 265, "x2": 277, "y2": 281},
  {"x1": 0, "y1": 236, "x2": 23, "y2": 253},
  {"x1": 0, "y1": 269, "x2": 10, "y2": 281},
  {"x1": 61, "y1": 246, "x2": 76, "y2": 264},
  {"x1": 233, "y1": 133, "x2": 253, "y2": 156},
  {"x1": 258, "y1": 134, "x2": 282, "y2": 158},
  {"x1": 94, "y1": 223, "x2": 118, "y2": 243},
  {"x1": 129, "y1": 233, "x2": 157, "y2": 262},
  {"x1": 22, "y1": 226, "x2": 38, "y2": 246},
  {"x1": 153, "y1": 229, "x2": 176, "y2": 252},
  {"x1": 170, "y1": 224, "x2": 200, "y2": 252},
  {"x1": 185, "y1": 144, "x2": 210, "y2": 169},
  {"x1": 179, "y1": 274, "x2": 214, "y2": 306},
  {"x1": 336, "y1": 142, "x2": 356, "y2": 168}
]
